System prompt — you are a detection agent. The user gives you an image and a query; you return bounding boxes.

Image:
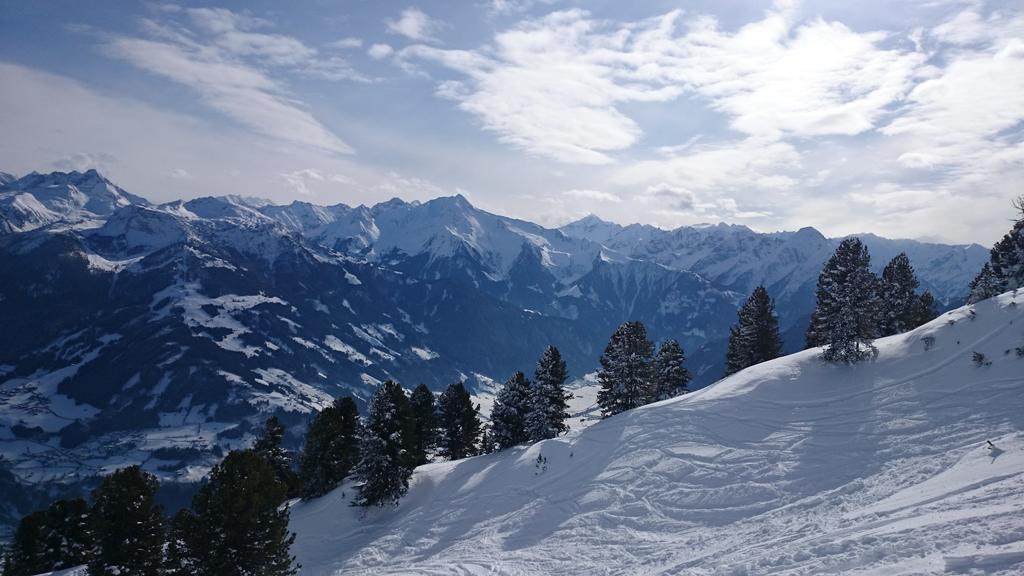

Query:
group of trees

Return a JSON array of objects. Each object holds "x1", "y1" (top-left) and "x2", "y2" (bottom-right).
[
  {"x1": 3, "y1": 419, "x2": 299, "y2": 576},
  {"x1": 805, "y1": 240, "x2": 938, "y2": 363},
  {"x1": 968, "y1": 195, "x2": 1024, "y2": 303},
  {"x1": 489, "y1": 346, "x2": 572, "y2": 449},
  {"x1": 596, "y1": 322, "x2": 691, "y2": 418}
]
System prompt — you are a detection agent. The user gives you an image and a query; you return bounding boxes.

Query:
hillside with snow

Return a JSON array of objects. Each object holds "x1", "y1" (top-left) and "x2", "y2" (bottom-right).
[{"x1": 291, "y1": 291, "x2": 1024, "y2": 575}]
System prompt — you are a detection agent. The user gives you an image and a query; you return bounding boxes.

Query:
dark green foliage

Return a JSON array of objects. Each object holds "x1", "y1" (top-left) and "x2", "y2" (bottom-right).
[
  {"x1": 726, "y1": 286, "x2": 783, "y2": 375},
  {"x1": 298, "y1": 396, "x2": 361, "y2": 499},
  {"x1": 490, "y1": 372, "x2": 533, "y2": 449},
  {"x1": 811, "y1": 238, "x2": 879, "y2": 363},
  {"x1": 526, "y1": 346, "x2": 571, "y2": 441},
  {"x1": 913, "y1": 290, "x2": 938, "y2": 327},
  {"x1": 253, "y1": 416, "x2": 299, "y2": 497},
  {"x1": 87, "y1": 465, "x2": 165, "y2": 576},
  {"x1": 408, "y1": 384, "x2": 438, "y2": 466},
  {"x1": 969, "y1": 196, "x2": 1024, "y2": 302},
  {"x1": 651, "y1": 339, "x2": 691, "y2": 400},
  {"x1": 597, "y1": 321, "x2": 655, "y2": 417},
  {"x1": 354, "y1": 381, "x2": 416, "y2": 507},
  {"x1": 878, "y1": 253, "x2": 922, "y2": 336},
  {"x1": 3, "y1": 511, "x2": 49, "y2": 576},
  {"x1": 170, "y1": 449, "x2": 298, "y2": 576},
  {"x1": 436, "y1": 382, "x2": 481, "y2": 460}
]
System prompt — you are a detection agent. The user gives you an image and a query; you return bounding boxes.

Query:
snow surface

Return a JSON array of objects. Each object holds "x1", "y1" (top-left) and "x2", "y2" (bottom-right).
[{"x1": 291, "y1": 291, "x2": 1024, "y2": 575}]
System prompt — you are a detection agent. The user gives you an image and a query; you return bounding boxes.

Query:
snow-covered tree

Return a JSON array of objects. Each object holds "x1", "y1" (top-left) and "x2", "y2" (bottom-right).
[
  {"x1": 812, "y1": 238, "x2": 880, "y2": 363},
  {"x1": 597, "y1": 321, "x2": 655, "y2": 417},
  {"x1": 968, "y1": 263, "x2": 1002, "y2": 304},
  {"x1": 651, "y1": 339, "x2": 691, "y2": 401},
  {"x1": 174, "y1": 449, "x2": 298, "y2": 576},
  {"x1": 4, "y1": 510, "x2": 50, "y2": 576},
  {"x1": 878, "y1": 253, "x2": 922, "y2": 336},
  {"x1": 969, "y1": 196, "x2": 1024, "y2": 302},
  {"x1": 87, "y1": 466, "x2": 165, "y2": 576},
  {"x1": 354, "y1": 381, "x2": 415, "y2": 507},
  {"x1": 298, "y1": 396, "x2": 361, "y2": 499},
  {"x1": 527, "y1": 346, "x2": 571, "y2": 442},
  {"x1": 491, "y1": 372, "x2": 533, "y2": 449},
  {"x1": 726, "y1": 286, "x2": 783, "y2": 375},
  {"x1": 913, "y1": 290, "x2": 938, "y2": 326},
  {"x1": 5, "y1": 499, "x2": 92, "y2": 576},
  {"x1": 436, "y1": 382, "x2": 481, "y2": 460},
  {"x1": 408, "y1": 384, "x2": 438, "y2": 466}
]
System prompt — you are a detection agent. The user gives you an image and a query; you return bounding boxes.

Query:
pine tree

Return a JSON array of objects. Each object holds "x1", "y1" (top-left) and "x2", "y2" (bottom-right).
[
  {"x1": 726, "y1": 286, "x2": 784, "y2": 375},
  {"x1": 490, "y1": 372, "x2": 533, "y2": 449},
  {"x1": 41, "y1": 498, "x2": 92, "y2": 570},
  {"x1": 408, "y1": 384, "x2": 438, "y2": 466},
  {"x1": 87, "y1": 465, "x2": 165, "y2": 576},
  {"x1": 913, "y1": 290, "x2": 938, "y2": 326},
  {"x1": 354, "y1": 381, "x2": 416, "y2": 507},
  {"x1": 4, "y1": 511, "x2": 49, "y2": 576},
  {"x1": 651, "y1": 339, "x2": 691, "y2": 400},
  {"x1": 164, "y1": 509, "x2": 198, "y2": 576},
  {"x1": 436, "y1": 382, "x2": 482, "y2": 460},
  {"x1": 478, "y1": 424, "x2": 497, "y2": 455},
  {"x1": 253, "y1": 416, "x2": 299, "y2": 496},
  {"x1": 812, "y1": 238, "x2": 880, "y2": 363},
  {"x1": 596, "y1": 321, "x2": 655, "y2": 417},
  {"x1": 990, "y1": 195, "x2": 1024, "y2": 291},
  {"x1": 968, "y1": 196, "x2": 1024, "y2": 301},
  {"x1": 298, "y1": 396, "x2": 361, "y2": 499},
  {"x1": 877, "y1": 253, "x2": 923, "y2": 336},
  {"x1": 176, "y1": 449, "x2": 298, "y2": 576},
  {"x1": 805, "y1": 309, "x2": 825, "y2": 349},
  {"x1": 526, "y1": 346, "x2": 571, "y2": 442},
  {"x1": 968, "y1": 263, "x2": 1002, "y2": 304}
]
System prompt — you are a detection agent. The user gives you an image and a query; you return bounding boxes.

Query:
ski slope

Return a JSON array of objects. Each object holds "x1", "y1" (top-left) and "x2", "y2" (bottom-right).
[{"x1": 291, "y1": 291, "x2": 1024, "y2": 575}]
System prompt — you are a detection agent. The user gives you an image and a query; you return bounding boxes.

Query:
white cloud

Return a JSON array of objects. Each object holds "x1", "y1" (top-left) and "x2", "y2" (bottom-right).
[
  {"x1": 386, "y1": 7, "x2": 443, "y2": 43},
  {"x1": 99, "y1": 8, "x2": 359, "y2": 155},
  {"x1": 563, "y1": 188, "x2": 620, "y2": 203},
  {"x1": 368, "y1": 43, "x2": 394, "y2": 60},
  {"x1": 403, "y1": 6, "x2": 923, "y2": 164},
  {"x1": 327, "y1": 37, "x2": 364, "y2": 50}
]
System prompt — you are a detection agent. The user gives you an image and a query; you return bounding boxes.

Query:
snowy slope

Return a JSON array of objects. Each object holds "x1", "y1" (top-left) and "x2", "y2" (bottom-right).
[{"x1": 291, "y1": 291, "x2": 1024, "y2": 575}]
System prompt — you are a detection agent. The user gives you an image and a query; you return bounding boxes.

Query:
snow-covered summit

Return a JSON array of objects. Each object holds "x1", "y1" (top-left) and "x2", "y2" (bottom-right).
[
  {"x1": 0, "y1": 169, "x2": 149, "y2": 234},
  {"x1": 292, "y1": 291, "x2": 1024, "y2": 575}
]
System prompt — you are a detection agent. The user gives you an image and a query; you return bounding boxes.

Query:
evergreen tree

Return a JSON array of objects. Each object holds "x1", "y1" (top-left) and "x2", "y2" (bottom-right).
[
  {"x1": 41, "y1": 499, "x2": 92, "y2": 570},
  {"x1": 298, "y1": 396, "x2": 361, "y2": 499},
  {"x1": 408, "y1": 384, "x2": 438, "y2": 466},
  {"x1": 726, "y1": 286, "x2": 784, "y2": 375},
  {"x1": 877, "y1": 253, "x2": 923, "y2": 336},
  {"x1": 651, "y1": 339, "x2": 691, "y2": 400},
  {"x1": 526, "y1": 346, "x2": 571, "y2": 442},
  {"x1": 478, "y1": 424, "x2": 497, "y2": 455},
  {"x1": 490, "y1": 372, "x2": 533, "y2": 449},
  {"x1": 436, "y1": 382, "x2": 481, "y2": 460},
  {"x1": 354, "y1": 381, "x2": 415, "y2": 507},
  {"x1": 968, "y1": 196, "x2": 1024, "y2": 302},
  {"x1": 253, "y1": 416, "x2": 298, "y2": 496},
  {"x1": 805, "y1": 309, "x2": 825, "y2": 349},
  {"x1": 812, "y1": 238, "x2": 879, "y2": 363},
  {"x1": 3, "y1": 511, "x2": 49, "y2": 576},
  {"x1": 596, "y1": 321, "x2": 655, "y2": 417},
  {"x1": 990, "y1": 197, "x2": 1024, "y2": 292},
  {"x1": 967, "y1": 263, "x2": 1002, "y2": 304},
  {"x1": 175, "y1": 449, "x2": 298, "y2": 576},
  {"x1": 164, "y1": 509, "x2": 198, "y2": 576},
  {"x1": 87, "y1": 465, "x2": 164, "y2": 576},
  {"x1": 913, "y1": 290, "x2": 938, "y2": 326}
]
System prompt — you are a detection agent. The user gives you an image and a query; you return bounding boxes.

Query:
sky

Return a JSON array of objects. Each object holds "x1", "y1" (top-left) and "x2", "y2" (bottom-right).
[{"x1": 0, "y1": 0, "x2": 1021, "y2": 245}]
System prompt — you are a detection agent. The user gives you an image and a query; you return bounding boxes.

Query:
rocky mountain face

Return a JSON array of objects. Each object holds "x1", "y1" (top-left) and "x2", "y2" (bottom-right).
[{"x1": 0, "y1": 170, "x2": 988, "y2": 494}]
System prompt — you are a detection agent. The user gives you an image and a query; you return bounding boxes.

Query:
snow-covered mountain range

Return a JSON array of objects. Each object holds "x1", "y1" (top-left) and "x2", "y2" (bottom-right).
[
  {"x1": 290, "y1": 291, "x2": 1024, "y2": 575},
  {"x1": 0, "y1": 170, "x2": 988, "y2": 497}
]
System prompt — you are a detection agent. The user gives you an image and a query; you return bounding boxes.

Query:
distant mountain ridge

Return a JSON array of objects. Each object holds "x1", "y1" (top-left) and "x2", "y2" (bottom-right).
[{"x1": 0, "y1": 170, "x2": 988, "y2": 495}]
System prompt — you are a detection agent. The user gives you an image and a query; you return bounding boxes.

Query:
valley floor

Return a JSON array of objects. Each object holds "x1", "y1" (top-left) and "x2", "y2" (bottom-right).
[{"x1": 290, "y1": 292, "x2": 1024, "y2": 575}]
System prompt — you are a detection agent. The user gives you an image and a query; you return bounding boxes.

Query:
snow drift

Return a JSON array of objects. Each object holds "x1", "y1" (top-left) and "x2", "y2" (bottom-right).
[{"x1": 291, "y1": 291, "x2": 1024, "y2": 575}]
